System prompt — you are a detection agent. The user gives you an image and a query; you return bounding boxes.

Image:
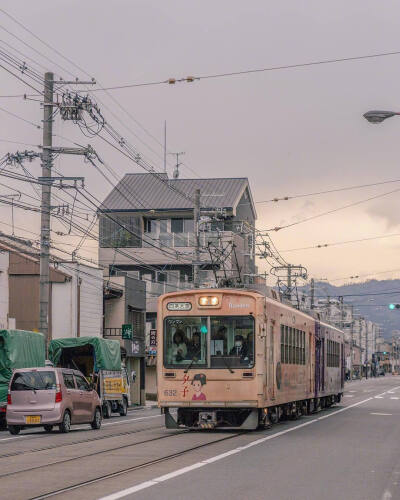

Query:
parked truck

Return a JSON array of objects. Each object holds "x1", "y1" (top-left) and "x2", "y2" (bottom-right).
[
  {"x1": 0, "y1": 329, "x2": 46, "y2": 429},
  {"x1": 49, "y1": 337, "x2": 131, "y2": 418}
]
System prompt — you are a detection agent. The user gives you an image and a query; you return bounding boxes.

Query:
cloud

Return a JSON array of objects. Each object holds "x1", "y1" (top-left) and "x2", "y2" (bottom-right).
[{"x1": 366, "y1": 199, "x2": 400, "y2": 229}]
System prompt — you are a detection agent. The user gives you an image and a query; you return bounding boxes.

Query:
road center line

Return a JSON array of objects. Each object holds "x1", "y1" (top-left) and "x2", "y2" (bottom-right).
[
  {"x1": 370, "y1": 413, "x2": 392, "y2": 416},
  {"x1": 98, "y1": 396, "x2": 378, "y2": 500}
]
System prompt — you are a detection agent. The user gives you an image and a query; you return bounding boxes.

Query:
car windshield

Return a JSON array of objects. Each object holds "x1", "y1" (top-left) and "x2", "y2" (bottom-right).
[
  {"x1": 11, "y1": 371, "x2": 57, "y2": 391},
  {"x1": 164, "y1": 316, "x2": 254, "y2": 368}
]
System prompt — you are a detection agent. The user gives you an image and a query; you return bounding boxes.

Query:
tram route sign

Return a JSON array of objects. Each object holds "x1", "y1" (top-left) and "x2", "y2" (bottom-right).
[
  {"x1": 149, "y1": 329, "x2": 157, "y2": 347},
  {"x1": 122, "y1": 324, "x2": 133, "y2": 340}
]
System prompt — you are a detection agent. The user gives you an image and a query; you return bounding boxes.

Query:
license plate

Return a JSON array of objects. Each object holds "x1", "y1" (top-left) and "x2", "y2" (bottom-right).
[{"x1": 25, "y1": 415, "x2": 41, "y2": 424}]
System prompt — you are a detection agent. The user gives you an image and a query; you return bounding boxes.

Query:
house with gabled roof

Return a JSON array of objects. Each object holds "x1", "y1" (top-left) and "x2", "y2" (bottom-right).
[{"x1": 98, "y1": 173, "x2": 257, "y2": 314}]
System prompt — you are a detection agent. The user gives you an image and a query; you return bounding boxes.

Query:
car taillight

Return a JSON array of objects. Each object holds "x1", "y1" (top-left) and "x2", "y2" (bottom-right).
[
  {"x1": 55, "y1": 384, "x2": 62, "y2": 403},
  {"x1": 7, "y1": 394, "x2": 11, "y2": 405}
]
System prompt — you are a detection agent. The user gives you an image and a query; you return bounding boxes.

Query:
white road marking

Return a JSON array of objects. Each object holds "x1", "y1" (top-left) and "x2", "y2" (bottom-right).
[
  {"x1": 344, "y1": 394, "x2": 354, "y2": 398},
  {"x1": 390, "y1": 397, "x2": 399, "y2": 400},
  {"x1": 375, "y1": 396, "x2": 384, "y2": 399},
  {"x1": 98, "y1": 396, "x2": 378, "y2": 500},
  {"x1": 348, "y1": 390, "x2": 357, "y2": 393},
  {"x1": 370, "y1": 413, "x2": 392, "y2": 416},
  {"x1": 381, "y1": 489, "x2": 392, "y2": 500}
]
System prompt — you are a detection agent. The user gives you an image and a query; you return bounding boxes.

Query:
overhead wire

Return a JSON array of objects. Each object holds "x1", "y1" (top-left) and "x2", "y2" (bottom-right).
[
  {"x1": 78, "y1": 49, "x2": 400, "y2": 91},
  {"x1": 0, "y1": 8, "x2": 201, "y2": 178},
  {"x1": 264, "y1": 187, "x2": 400, "y2": 232},
  {"x1": 281, "y1": 232, "x2": 400, "y2": 253},
  {"x1": 256, "y1": 178, "x2": 400, "y2": 204}
]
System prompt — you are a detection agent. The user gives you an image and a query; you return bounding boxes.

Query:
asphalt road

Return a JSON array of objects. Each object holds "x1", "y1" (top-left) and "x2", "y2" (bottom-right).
[{"x1": 1, "y1": 377, "x2": 399, "y2": 500}]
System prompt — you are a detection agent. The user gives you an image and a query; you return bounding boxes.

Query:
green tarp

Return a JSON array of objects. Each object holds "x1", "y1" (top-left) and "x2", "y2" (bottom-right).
[
  {"x1": 49, "y1": 337, "x2": 121, "y2": 372},
  {"x1": 0, "y1": 330, "x2": 46, "y2": 403}
]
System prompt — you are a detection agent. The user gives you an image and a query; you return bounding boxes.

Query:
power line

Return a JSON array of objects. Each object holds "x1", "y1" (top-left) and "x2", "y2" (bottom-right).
[
  {"x1": 0, "y1": 104, "x2": 41, "y2": 129},
  {"x1": 264, "y1": 187, "x2": 400, "y2": 232},
  {"x1": 81, "y1": 49, "x2": 400, "y2": 92},
  {"x1": 281, "y1": 232, "x2": 400, "y2": 252},
  {"x1": 256, "y1": 178, "x2": 400, "y2": 204}
]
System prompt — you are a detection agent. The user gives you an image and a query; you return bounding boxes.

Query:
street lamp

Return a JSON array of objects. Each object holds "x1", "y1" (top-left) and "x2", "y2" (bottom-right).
[{"x1": 363, "y1": 110, "x2": 400, "y2": 124}]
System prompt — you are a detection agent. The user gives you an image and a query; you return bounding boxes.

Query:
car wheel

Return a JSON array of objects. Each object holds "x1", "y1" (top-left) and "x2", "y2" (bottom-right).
[
  {"x1": 119, "y1": 398, "x2": 128, "y2": 417},
  {"x1": 44, "y1": 425, "x2": 53, "y2": 433},
  {"x1": 103, "y1": 401, "x2": 112, "y2": 419},
  {"x1": 8, "y1": 425, "x2": 21, "y2": 435},
  {"x1": 59, "y1": 411, "x2": 71, "y2": 433},
  {"x1": 91, "y1": 408, "x2": 102, "y2": 430}
]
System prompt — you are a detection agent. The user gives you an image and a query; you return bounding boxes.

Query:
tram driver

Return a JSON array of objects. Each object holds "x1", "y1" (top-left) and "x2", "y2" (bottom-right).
[{"x1": 229, "y1": 334, "x2": 249, "y2": 362}]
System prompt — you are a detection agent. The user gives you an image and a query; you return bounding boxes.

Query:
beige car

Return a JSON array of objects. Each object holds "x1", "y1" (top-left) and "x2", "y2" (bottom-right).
[{"x1": 6, "y1": 367, "x2": 102, "y2": 434}]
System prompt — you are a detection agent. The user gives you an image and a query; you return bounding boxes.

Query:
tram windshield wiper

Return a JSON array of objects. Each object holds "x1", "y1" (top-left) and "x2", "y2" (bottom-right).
[
  {"x1": 221, "y1": 356, "x2": 235, "y2": 374},
  {"x1": 184, "y1": 356, "x2": 198, "y2": 374}
]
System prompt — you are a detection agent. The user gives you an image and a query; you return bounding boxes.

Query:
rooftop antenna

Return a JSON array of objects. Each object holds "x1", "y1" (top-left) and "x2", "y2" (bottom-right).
[{"x1": 169, "y1": 151, "x2": 185, "y2": 179}]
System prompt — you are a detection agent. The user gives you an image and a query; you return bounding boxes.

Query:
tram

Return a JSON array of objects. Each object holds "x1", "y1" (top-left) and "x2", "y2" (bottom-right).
[{"x1": 157, "y1": 288, "x2": 344, "y2": 430}]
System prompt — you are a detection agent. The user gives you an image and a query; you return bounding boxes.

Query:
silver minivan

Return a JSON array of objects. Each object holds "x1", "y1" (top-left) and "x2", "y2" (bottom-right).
[{"x1": 6, "y1": 367, "x2": 102, "y2": 434}]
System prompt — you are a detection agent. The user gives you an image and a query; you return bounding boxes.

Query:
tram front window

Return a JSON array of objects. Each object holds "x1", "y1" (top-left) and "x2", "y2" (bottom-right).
[
  {"x1": 210, "y1": 316, "x2": 254, "y2": 368},
  {"x1": 164, "y1": 317, "x2": 208, "y2": 368},
  {"x1": 163, "y1": 316, "x2": 254, "y2": 369}
]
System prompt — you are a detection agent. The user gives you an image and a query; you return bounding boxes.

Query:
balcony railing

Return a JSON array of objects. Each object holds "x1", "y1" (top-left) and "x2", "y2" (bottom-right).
[
  {"x1": 104, "y1": 328, "x2": 122, "y2": 337},
  {"x1": 142, "y1": 231, "x2": 234, "y2": 249}
]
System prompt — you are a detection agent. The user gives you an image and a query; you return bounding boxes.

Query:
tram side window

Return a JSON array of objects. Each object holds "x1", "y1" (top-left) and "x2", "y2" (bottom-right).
[
  {"x1": 280, "y1": 325, "x2": 306, "y2": 365},
  {"x1": 327, "y1": 340, "x2": 340, "y2": 367}
]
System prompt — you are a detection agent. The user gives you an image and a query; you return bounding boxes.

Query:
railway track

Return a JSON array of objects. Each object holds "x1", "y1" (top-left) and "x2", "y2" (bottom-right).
[
  {"x1": 0, "y1": 428, "x2": 189, "y2": 479},
  {"x1": 28, "y1": 431, "x2": 245, "y2": 500},
  {"x1": 0, "y1": 422, "x2": 167, "y2": 459}
]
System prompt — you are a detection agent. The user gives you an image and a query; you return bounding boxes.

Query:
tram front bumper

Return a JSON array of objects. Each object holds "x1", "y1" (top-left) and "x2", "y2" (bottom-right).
[{"x1": 163, "y1": 406, "x2": 259, "y2": 430}]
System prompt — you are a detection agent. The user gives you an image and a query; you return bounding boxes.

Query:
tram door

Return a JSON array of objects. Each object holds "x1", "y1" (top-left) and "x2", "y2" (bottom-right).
[{"x1": 268, "y1": 323, "x2": 275, "y2": 399}]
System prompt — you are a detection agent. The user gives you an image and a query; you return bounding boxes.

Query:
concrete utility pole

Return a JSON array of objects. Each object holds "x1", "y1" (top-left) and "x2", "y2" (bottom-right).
[
  {"x1": 39, "y1": 72, "x2": 54, "y2": 348},
  {"x1": 193, "y1": 188, "x2": 201, "y2": 288},
  {"x1": 286, "y1": 264, "x2": 292, "y2": 301},
  {"x1": 310, "y1": 278, "x2": 315, "y2": 309}
]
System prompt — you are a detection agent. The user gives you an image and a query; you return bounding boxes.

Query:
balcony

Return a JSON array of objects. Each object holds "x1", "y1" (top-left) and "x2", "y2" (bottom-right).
[{"x1": 142, "y1": 231, "x2": 232, "y2": 249}]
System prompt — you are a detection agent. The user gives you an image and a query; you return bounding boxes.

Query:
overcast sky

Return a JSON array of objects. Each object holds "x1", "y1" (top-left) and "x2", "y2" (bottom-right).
[{"x1": 1, "y1": 1, "x2": 400, "y2": 285}]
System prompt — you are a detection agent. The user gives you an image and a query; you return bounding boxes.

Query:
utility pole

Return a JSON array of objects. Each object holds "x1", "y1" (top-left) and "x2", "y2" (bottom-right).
[
  {"x1": 164, "y1": 121, "x2": 167, "y2": 173},
  {"x1": 193, "y1": 188, "x2": 200, "y2": 288},
  {"x1": 310, "y1": 278, "x2": 315, "y2": 309},
  {"x1": 286, "y1": 264, "x2": 292, "y2": 301},
  {"x1": 39, "y1": 72, "x2": 54, "y2": 349}
]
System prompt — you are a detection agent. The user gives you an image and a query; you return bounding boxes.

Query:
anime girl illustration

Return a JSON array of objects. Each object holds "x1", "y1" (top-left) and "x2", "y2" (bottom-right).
[{"x1": 191, "y1": 373, "x2": 207, "y2": 401}]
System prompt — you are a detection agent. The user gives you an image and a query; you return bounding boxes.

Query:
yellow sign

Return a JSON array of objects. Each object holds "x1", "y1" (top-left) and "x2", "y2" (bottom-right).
[{"x1": 104, "y1": 377, "x2": 124, "y2": 394}]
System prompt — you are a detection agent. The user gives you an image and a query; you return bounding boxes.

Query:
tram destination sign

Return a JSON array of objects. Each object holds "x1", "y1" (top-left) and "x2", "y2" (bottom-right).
[{"x1": 167, "y1": 302, "x2": 192, "y2": 311}]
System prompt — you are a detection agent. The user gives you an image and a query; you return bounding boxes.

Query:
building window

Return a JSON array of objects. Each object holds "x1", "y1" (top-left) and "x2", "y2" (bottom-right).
[
  {"x1": 171, "y1": 219, "x2": 184, "y2": 233},
  {"x1": 144, "y1": 219, "x2": 154, "y2": 233},
  {"x1": 100, "y1": 215, "x2": 141, "y2": 248}
]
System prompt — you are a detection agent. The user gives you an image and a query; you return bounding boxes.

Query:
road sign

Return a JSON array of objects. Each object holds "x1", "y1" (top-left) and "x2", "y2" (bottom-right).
[
  {"x1": 149, "y1": 329, "x2": 157, "y2": 347},
  {"x1": 122, "y1": 324, "x2": 133, "y2": 340}
]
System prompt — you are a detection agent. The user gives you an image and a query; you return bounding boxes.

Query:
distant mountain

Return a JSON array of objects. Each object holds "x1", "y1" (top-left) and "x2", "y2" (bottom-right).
[{"x1": 298, "y1": 279, "x2": 400, "y2": 339}]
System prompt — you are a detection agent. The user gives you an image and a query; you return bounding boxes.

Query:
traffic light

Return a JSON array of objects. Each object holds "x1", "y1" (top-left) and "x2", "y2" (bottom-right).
[{"x1": 389, "y1": 303, "x2": 400, "y2": 310}]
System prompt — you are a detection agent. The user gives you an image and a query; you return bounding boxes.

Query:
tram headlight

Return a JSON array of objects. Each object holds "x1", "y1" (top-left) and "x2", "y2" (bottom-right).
[{"x1": 198, "y1": 296, "x2": 219, "y2": 306}]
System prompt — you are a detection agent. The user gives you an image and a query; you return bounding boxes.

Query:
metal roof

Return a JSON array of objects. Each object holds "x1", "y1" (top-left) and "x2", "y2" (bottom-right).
[{"x1": 100, "y1": 174, "x2": 256, "y2": 216}]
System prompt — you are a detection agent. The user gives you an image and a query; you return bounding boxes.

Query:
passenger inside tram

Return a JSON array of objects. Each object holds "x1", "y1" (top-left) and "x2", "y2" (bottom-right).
[{"x1": 164, "y1": 316, "x2": 254, "y2": 368}]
